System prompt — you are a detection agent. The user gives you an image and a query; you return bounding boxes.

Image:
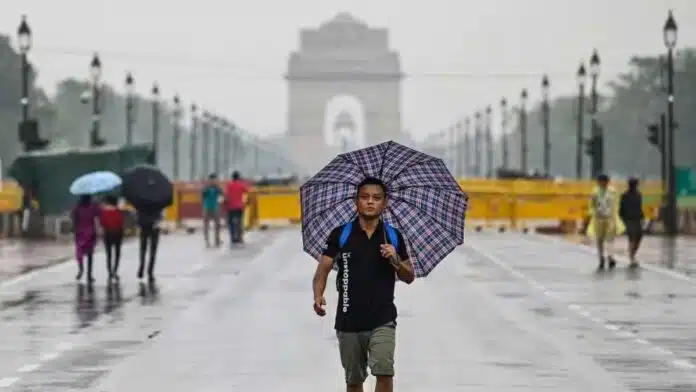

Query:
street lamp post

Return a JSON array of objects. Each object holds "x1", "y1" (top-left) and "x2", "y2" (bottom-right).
[
  {"x1": 201, "y1": 112, "x2": 211, "y2": 177},
  {"x1": 448, "y1": 125, "x2": 456, "y2": 174},
  {"x1": 17, "y1": 15, "x2": 31, "y2": 125},
  {"x1": 172, "y1": 94, "x2": 182, "y2": 181},
  {"x1": 589, "y1": 49, "x2": 602, "y2": 177},
  {"x1": 89, "y1": 54, "x2": 103, "y2": 147},
  {"x1": 213, "y1": 115, "x2": 221, "y2": 176},
  {"x1": 520, "y1": 89, "x2": 528, "y2": 173},
  {"x1": 463, "y1": 117, "x2": 471, "y2": 176},
  {"x1": 221, "y1": 119, "x2": 230, "y2": 177},
  {"x1": 190, "y1": 104, "x2": 198, "y2": 180},
  {"x1": 541, "y1": 74, "x2": 551, "y2": 177},
  {"x1": 485, "y1": 106, "x2": 493, "y2": 178},
  {"x1": 456, "y1": 121, "x2": 464, "y2": 178},
  {"x1": 151, "y1": 83, "x2": 160, "y2": 164},
  {"x1": 474, "y1": 111, "x2": 482, "y2": 177},
  {"x1": 500, "y1": 98, "x2": 508, "y2": 170},
  {"x1": 664, "y1": 10, "x2": 678, "y2": 236},
  {"x1": 125, "y1": 72, "x2": 135, "y2": 145},
  {"x1": 576, "y1": 63, "x2": 587, "y2": 179}
]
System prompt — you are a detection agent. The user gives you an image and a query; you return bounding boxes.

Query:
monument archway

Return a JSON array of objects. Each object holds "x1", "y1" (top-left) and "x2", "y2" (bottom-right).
[{"x1": 285, "y1": 12, "x2": 403, "y2": 173}]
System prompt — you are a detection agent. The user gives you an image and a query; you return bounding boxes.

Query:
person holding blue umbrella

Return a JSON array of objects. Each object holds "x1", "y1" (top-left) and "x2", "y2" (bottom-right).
[{"x1": 69, "y1": 171, "x2": 122, "y2": 282}]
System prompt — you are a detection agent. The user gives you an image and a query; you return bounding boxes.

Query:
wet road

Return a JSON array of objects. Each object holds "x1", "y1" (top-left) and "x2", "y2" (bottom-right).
[
  {"x1": 0, "y1": 230, "x2": 274, "y2": 391},
  {"x1": 3, "y1": 229, "x2": 696, "y2": 390}
]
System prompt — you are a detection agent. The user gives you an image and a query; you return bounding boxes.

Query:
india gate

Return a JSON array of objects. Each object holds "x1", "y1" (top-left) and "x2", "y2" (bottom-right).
[{"x1": 285, "y1": 13, "x2": 407, "y2": 173}]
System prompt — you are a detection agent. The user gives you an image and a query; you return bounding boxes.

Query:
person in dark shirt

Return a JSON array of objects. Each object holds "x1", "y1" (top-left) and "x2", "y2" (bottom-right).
[
  {"x1": 619, "y1": 177, "x2": 644, "y2": 268},
  {"x1": 312, "y1": 177, "x2": 415, "y2": 392}
]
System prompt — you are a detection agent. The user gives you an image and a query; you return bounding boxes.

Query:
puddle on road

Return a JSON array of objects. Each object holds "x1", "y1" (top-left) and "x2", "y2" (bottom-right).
[
  {"x1": 495, "y1": 291, "x2": 528, "y2": 299},
  {"x1": 530, "y1": 306, "x2": 554, "y2": 317},
  {"x1": 485, "y1": 361, "x2": 534, "y2": 369}
]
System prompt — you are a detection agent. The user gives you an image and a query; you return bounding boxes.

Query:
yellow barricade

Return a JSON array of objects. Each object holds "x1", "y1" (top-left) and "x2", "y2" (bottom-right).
[
  {"x1": 0, "y1": 181, "x2": 23, "y2": 213},
  {"x1": 169, "y1": 179, "x2": 665, "y2": 229}
]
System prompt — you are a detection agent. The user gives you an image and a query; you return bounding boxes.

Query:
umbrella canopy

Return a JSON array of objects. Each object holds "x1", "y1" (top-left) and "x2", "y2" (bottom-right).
[
  {"x1": 121, "y1": 164, "x2": 173, "y2": 210},
  {"x1": 69, "y1": 171, "x2": 122, "y2": 195},
  {"x1": 300, "y1": 141, "x2": 468, "y2": 278}
]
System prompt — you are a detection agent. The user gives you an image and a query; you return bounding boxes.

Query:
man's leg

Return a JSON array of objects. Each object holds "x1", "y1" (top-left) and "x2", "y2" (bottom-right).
[
  {"x1": 213, "y1": 210, "x2": 221, "y2": 246},
  {"x1": 594, "y1": 219, "x2": 607, "y2": 269},
  {"x1": 337, "y1": 331, "x2": 369, "y2": 392},
  {"x1": 138, "y1": 227, "x2": 149, "y2": 279},
  {"x1": 202, "y1": 210, "x2": 211, "y2": 246},
  {"x1": 235, "y1": 210, "x2": 245, "y2": 243},
  {"x1": 227, "y1": 211, "x2": 235, "y2": 245},
  {"x1": 368, "y1": 322, "x2": 396, "y2": 392},
  {"x1": 605, "y1": 231, "x2": 617, "y2": 268}
]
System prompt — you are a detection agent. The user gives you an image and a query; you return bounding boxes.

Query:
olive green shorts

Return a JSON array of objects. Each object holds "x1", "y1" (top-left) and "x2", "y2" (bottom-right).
[{"x1": 336, "y1": 321, "x2": 396, "y2": 386}]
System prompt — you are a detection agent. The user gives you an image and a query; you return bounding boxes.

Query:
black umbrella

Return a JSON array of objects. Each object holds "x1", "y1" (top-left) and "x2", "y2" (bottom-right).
[{"x1": 121, "y1": 165, "x2": 173, "y2": 210}]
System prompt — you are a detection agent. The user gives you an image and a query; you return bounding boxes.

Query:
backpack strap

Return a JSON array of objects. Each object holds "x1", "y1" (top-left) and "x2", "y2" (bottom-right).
[
  {"x1": 339, "y1": 221, "x2": 353, "y2": 248},
  {"x1": 384, "y1": 223, "x2": 399, "y2": 252}
]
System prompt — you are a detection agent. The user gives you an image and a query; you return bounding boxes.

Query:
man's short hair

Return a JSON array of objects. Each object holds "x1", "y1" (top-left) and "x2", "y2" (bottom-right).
[
  {"x1": 232, "y1": 171, "x2": 241, "y2": 180},
  {"x1": 208, "y1": 173, "x2": 217, "y2": 180},
  {"x1": 597, "y1": 174, "x2": 609, "y2": 182},
  {"x1": 356, "y1": 177, "x2": 387, "y2": 198}
]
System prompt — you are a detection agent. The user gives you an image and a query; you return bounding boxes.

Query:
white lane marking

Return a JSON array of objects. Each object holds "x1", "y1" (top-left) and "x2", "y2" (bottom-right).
[
  {"x1": 466, "y1": 242, "x2": 696, "y2": 371},
  {"x1": 40, "y1": 352, "x2": 59, "y2": 361},
  {"x1": 673, "y1": 359, "x2": 696, "y2": 369},
  {"x1": 0, "y1": 377, "x2": 18, "y2": 387},
  {"x1": 16, "y1": 364, "x2": 40, "y2": 373}
]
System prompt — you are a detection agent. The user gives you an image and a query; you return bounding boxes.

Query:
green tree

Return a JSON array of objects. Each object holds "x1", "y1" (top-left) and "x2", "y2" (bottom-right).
[{"x1": 495, "y1": 48, "x2": 696, "y2": 179}]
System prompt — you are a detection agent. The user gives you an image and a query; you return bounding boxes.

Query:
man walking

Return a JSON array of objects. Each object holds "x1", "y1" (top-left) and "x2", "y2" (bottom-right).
[
  {"x1": 225, "y1": 171, "x2": 249, "y2": 245},
  {"x1": 619, "y1": 177, "x2": 644, "y2": 268},
  {"x1": 587, "y1": 174, "x2": 625, "y2": 270},
  {"x1": 312, "y1": 177, "x2": 415, "y2": 392},
  {"x1": 201, "y1": 174, "x2": 222, "y2": 247}
]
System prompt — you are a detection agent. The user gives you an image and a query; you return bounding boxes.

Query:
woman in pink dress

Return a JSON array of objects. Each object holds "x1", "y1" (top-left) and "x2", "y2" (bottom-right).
[{"x1": 71, "y1": 195, "x2": 101, "y2": 282}]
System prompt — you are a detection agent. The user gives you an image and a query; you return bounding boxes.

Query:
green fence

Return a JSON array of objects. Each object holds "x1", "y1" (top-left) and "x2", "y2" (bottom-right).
[{"x1": 8, "y1": 144, "x2": 153, "y2": 215}]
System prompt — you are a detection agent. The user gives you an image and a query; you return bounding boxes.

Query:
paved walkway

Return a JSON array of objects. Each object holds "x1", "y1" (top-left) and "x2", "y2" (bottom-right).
[
  {"x1": 3, "y1": 229, "x2": 696, "y2": 390},
  {"x1": 0, "y1": 240, "x2": 74, "y2": 279},
  {"x1": 561, "y1": 233, "x2": 696, "y2": 275}
]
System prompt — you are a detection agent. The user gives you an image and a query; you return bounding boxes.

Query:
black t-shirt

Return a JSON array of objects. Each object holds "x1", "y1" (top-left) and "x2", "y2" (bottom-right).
[{"x1": 322, "y1": 219, "x2": 409, "y2": 332}]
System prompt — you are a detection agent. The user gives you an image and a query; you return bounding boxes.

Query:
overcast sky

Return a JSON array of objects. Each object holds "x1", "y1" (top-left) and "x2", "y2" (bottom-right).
[{"x1": 1, "y1": 0, "x2": 695, "y2": 142}]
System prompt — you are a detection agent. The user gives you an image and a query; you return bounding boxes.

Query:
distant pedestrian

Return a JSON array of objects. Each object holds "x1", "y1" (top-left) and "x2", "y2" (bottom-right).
[
  {"x1": 312, "y1": 177, "x2": 415, "y2": 392},
  {"x1": 620, "y1": 177, "x2": 644, "y2": 268},
  {"x1": 225, "y1": 171, "x2": 250, "y2": 245},
  {"x1": 587, "y1": 174, "x2": 625, "y2": 270},
  {"x1": 71, "y1": 195, "x2": 101, "y2": 282},
  {"x1": 136, "y1": 206, "x2": 163, "y2": 282},
  {"x1": 100, "y1": 195, "x2": 125, "y2": 280},
  {"x1": 201, "y1": 174, "x2": 223, "y2": 247}
]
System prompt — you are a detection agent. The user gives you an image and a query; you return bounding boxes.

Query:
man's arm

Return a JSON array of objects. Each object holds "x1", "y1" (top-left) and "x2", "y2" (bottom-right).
[
  {"x1": 312, "y1": 255, "x2": 334, "y2": 300},
  {"x1": 391, "y1": 256, "x2": 415, "y2": 284},
  {"x1": 392, "y1": 231, "x2": 415, "y2": 284}
]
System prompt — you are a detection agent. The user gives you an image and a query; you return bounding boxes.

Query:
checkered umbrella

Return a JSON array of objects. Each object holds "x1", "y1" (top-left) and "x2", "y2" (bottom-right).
[{"x1": 300, "y1": 141, "x2": 468, "y2": 278}]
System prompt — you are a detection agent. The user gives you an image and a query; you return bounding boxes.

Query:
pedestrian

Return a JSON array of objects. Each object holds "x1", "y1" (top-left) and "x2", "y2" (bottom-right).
[
  {"x1": 620, "y1": 177, "x2": 644, "y2": 268},
  {"x1": 71, "y1": 195, "x2": 101, "y2": 282},
  {"x1": 225, "y1": 171, "x2": 250, "y2": 245},
  {"x1": 587, "y1": 174, "x2": 625, "y2": 270},
  {"x1": 201, "y1": 173, "x2": 223, "y2": 247},
  {"x1": 136, "y1": 206, "x2": 163, "y2": 282},
  {"x1": 312, "y1": 177, "x2": 415, "y2": 392},
  {"x1": 99, "y1": 195, "x2": 125, "y2": 280}
]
